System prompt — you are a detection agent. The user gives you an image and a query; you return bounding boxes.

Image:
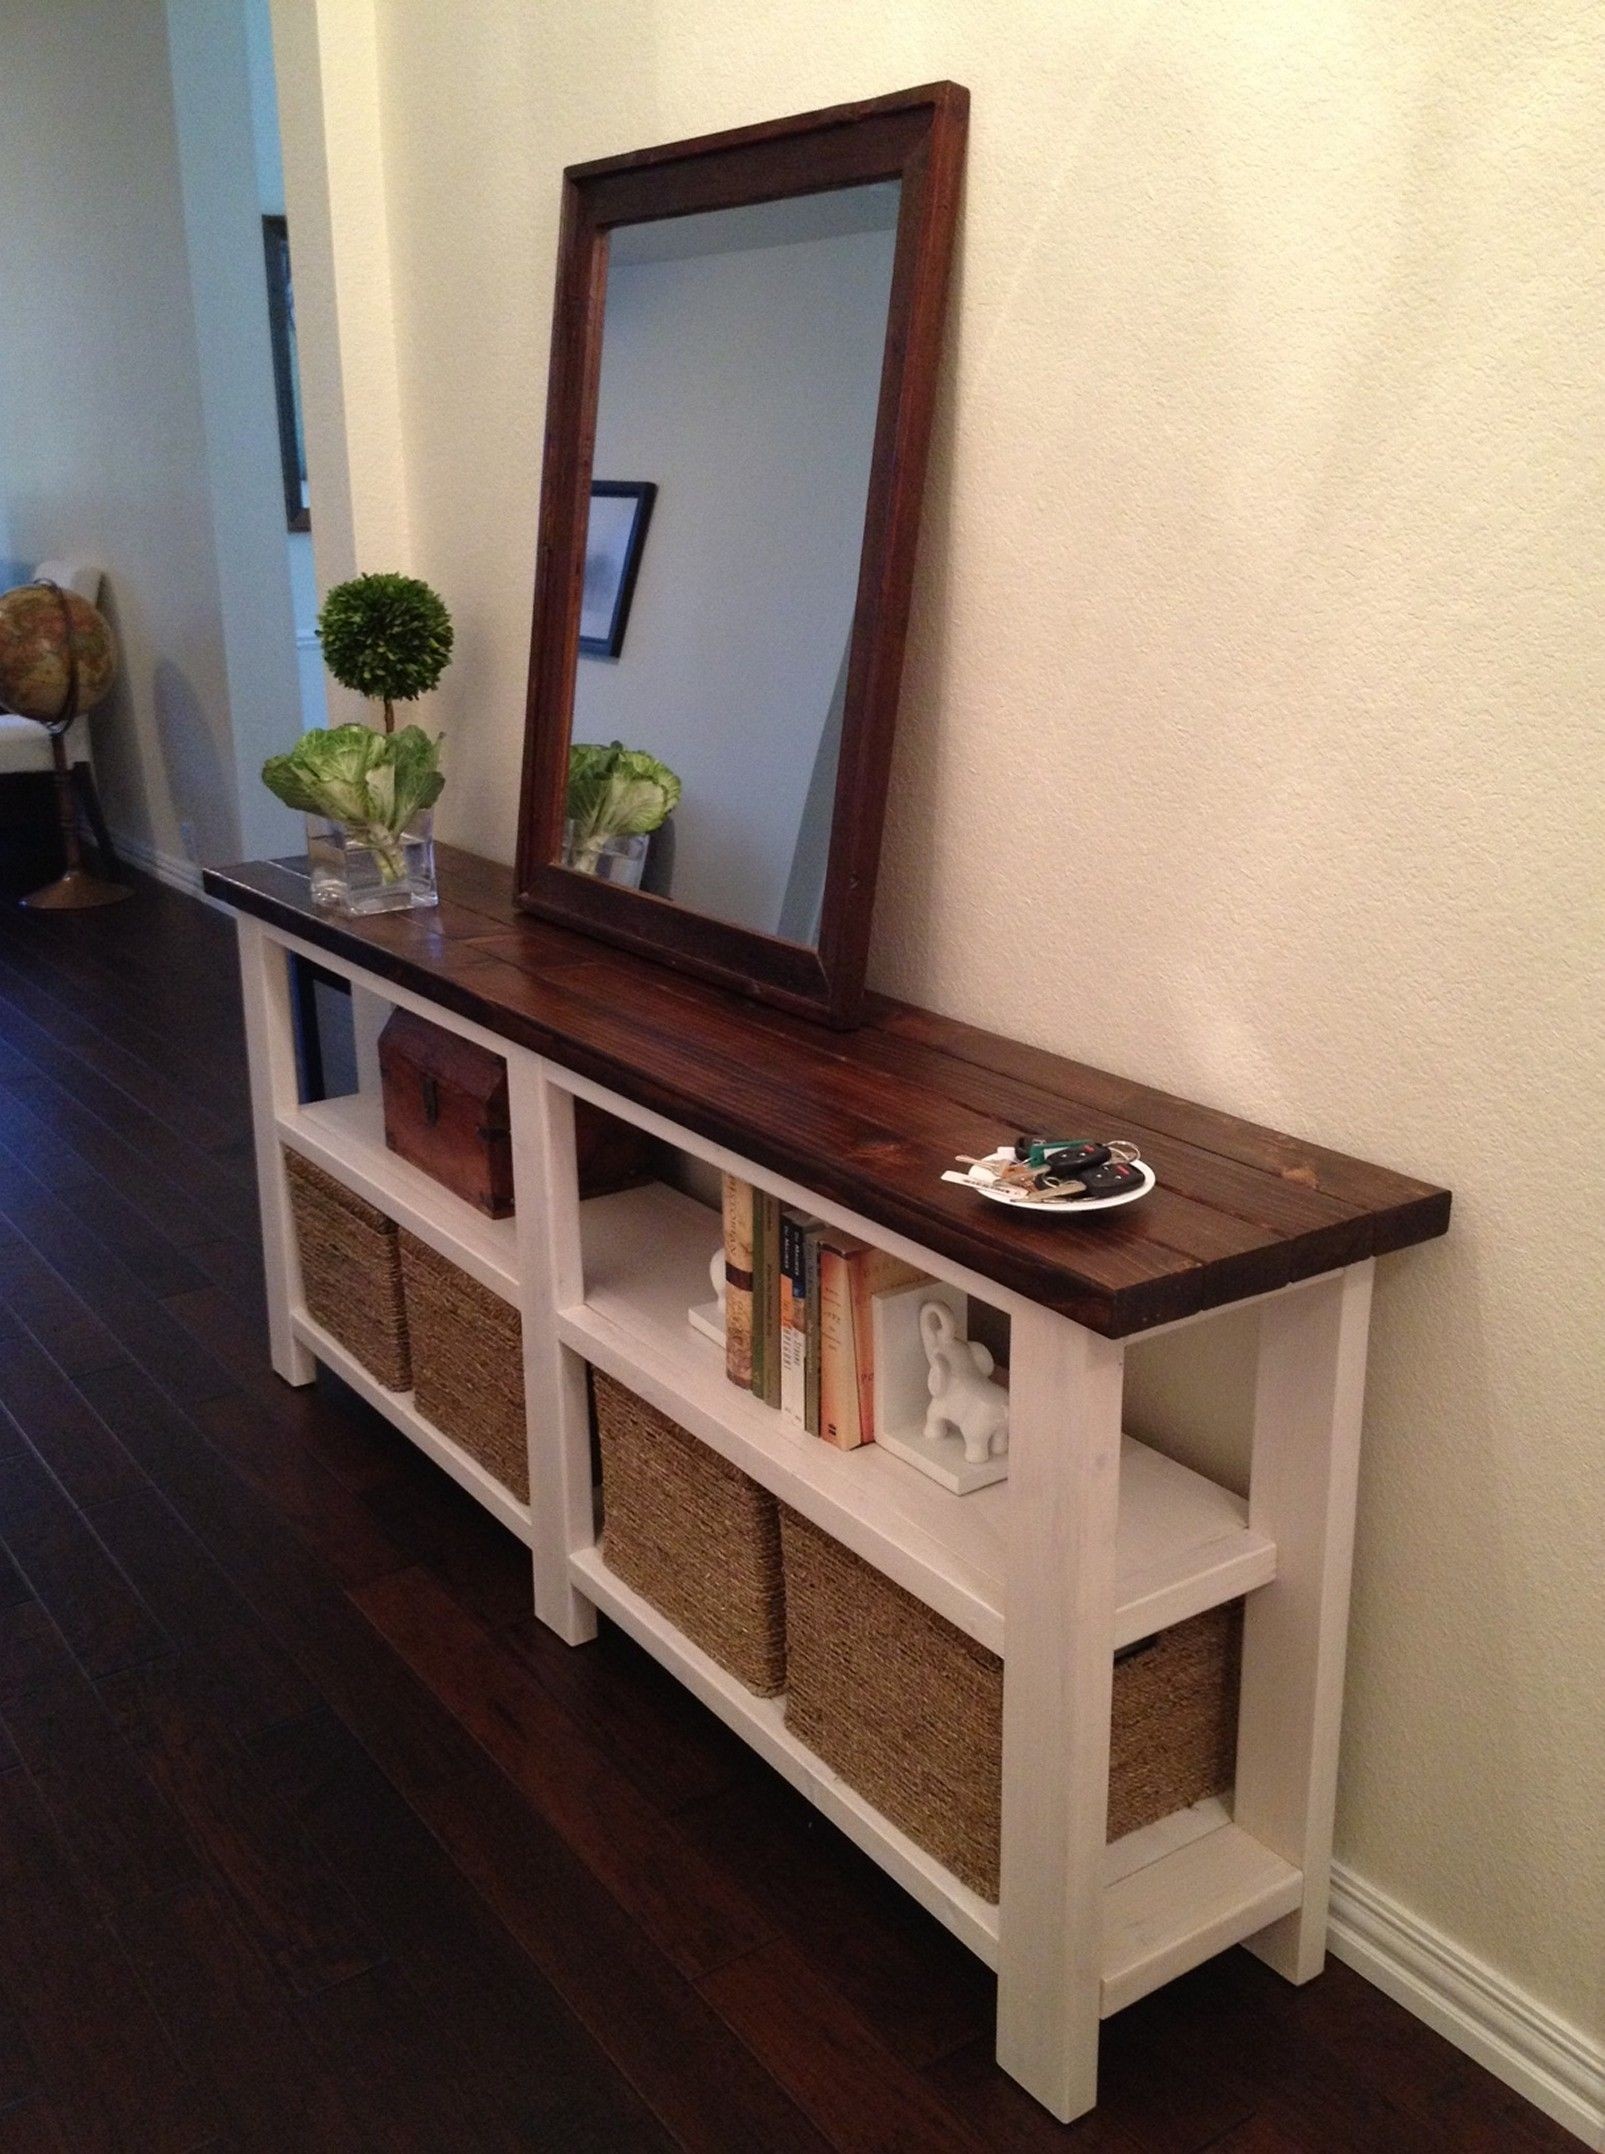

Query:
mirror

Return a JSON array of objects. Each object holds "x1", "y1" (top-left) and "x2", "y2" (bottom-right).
[
  {"x1": 573, "y1": 185, "x2": 900, "y2": 943},
  {"x1": 517, "y1": 85, "x2": 967, "y2": 1027}
]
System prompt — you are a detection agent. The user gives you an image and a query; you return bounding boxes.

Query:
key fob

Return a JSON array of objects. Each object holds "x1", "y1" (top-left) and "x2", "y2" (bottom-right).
[
  {"x1": 1071, "y1": 1160, "x2": 1145, "y2": 1197},
  {"x1": 1041, "y1": 1140, "x2": 1112, "y2": 1175},
  {"x1": 1016, "y1": 1136, "x2": 1107, "y2": 1171}
]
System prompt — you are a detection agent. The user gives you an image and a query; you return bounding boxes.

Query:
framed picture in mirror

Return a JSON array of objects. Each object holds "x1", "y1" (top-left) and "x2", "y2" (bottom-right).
[
  {"x1": 515, "y1": 82, "x2": 968, "y2": 1028},
  {"x1": 579, "y1": 481, "x2": 656, "y2": 658}
]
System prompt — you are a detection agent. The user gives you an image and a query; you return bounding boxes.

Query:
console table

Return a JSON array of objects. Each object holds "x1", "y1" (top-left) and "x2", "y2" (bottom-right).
[{"x1": 205, "y1": 844, "x2": 1450, "y2": 2125}]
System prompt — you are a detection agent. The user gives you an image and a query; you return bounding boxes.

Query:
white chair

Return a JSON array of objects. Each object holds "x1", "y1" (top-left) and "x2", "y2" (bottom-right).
[{"x1": 0, "y1": 557, "x2": 119, "y2": 871}]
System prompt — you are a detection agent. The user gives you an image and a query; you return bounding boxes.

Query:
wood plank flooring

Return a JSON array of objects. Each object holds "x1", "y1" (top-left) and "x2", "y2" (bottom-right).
[{"x1": 0, "y1": 877, "x2": 1578, "y2": 2152}]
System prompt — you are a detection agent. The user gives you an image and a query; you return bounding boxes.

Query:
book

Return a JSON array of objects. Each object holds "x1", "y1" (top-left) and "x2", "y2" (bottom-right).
[
  {"x1": 817, "y1": 1231, "x2": 926, "y2": 1448},
  {"x1": 803, "y1": 1223, "x2": 825, "y2": 1435},
  {"x1": 749, "y1": 1189, "x2": 768, "y2": 1401},
  {"x1": 851, "y1": 1246, "x2": 926, "y2": 1441},
  {"x1": 751, "y1": 1189, "x2": 783, "y2": 1408},
  {"x1": 779, "y1": 1209, "x2": 818, "y2": 1428},
  {"x1": 722, "y1": 1174, "x2": 754, "y2": 1390}
]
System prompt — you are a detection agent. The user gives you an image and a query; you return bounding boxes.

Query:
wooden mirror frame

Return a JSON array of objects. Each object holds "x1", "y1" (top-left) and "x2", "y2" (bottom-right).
[{"x1": 514, "y1": 82, "x2": 968, "y2": 1029}]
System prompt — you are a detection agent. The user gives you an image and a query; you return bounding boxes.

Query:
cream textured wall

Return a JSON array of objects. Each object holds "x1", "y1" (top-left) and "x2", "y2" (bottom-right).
[{"x1": 285, "y1": 0, "x2": 1602, "y2": 2047}]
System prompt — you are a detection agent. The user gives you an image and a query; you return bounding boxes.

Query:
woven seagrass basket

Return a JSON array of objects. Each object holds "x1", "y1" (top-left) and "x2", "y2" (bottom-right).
[
  {"x1": 779, "y1": 1506, "x2": 1241, "y2": 1899},
  {"x1": 594, "y1": 1371, "x2": 786, "y2": 1695},
  {"x1": 398, "y1": 1231, "x2": 529, "y2": 1500},
  {"x1": 283, "y1": 1150, "x2": 411, "y2": 1390}
]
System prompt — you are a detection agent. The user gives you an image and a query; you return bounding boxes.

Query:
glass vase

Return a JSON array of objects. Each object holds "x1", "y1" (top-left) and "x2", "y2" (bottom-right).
[
  {"x1": 561, "y1": 822, "x2": 649, "y2": 888},
  {"x1": 307, "y1": 809, "x2": 438, "y2": 914}
]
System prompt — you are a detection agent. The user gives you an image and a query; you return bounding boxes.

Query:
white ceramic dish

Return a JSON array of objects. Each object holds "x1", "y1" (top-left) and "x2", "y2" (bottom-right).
[{"x1": 943, "y1": 1147, "x2": 1156, "y2": 1214}]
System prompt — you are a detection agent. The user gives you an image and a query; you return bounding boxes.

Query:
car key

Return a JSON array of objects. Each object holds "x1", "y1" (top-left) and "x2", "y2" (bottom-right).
[
  {"x1": 1014, "y1": 1136, "x2": 1109, "y2": 1172},
  {"x1": 1067, "y1": 1160, "x2": 1146, "y2": 1197}
]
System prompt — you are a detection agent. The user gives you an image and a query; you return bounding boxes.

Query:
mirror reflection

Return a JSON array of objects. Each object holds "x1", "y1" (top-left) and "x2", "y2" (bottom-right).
[{"x1": 561, "y1": 181, "x2": 901, "y2": 944}]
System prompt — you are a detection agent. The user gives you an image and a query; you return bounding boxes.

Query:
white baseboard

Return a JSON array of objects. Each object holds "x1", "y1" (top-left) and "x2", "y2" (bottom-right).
[
  {"x1": 1329, "y1": 1863, "x2": 1604, "y2": 2149},
  {"x1": 107, "y1": 828, "x2": 219, "y2": 906}
]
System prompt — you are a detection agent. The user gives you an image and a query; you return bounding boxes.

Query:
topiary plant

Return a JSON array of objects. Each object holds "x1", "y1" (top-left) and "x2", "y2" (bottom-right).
[{"x1": 317, "y1": 571, "x2": 453, "y2": 735}]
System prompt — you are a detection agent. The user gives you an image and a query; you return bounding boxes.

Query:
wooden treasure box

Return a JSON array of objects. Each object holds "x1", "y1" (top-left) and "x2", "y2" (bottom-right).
[
  {"x1": 379, "y1": 1007, "x2": 656, "y2": 1216},
  {"x1": 379, "y1": 1009, "x2": 515, "y2": 1217}
]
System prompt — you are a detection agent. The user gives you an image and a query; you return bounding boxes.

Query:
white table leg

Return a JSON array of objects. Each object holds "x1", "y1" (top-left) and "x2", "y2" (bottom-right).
[
  {"x1": 236, "y1": 918, "x2": 315, "y2": 1387},
  {"x1": 996, "y1": 1305, "x2": 1126, "y2": 2122},
  {"x1": 509, "y1": 1052, "x2": 598, "y2": 1645},
  {"x1": 350, "y1": 980, "x2": 388, "y2": 1100},
  {"x1": 1235, "y1": 1260, "x2": 1375, "y2": 1981}
]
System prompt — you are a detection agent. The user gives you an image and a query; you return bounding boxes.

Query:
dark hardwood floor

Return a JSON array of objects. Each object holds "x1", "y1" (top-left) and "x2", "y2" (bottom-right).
[{"x1": 0, "y1": 875, "x2": 1577, "y2": 2152}]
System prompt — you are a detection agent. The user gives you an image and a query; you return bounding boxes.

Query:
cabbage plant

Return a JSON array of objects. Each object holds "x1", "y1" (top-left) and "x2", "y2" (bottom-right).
[
  {"x1": 566, "y1": 742, "x2": 682, "y2": 873},
  {"x1": 262, "y1": 724, "x2": 445, "y2": 883}
]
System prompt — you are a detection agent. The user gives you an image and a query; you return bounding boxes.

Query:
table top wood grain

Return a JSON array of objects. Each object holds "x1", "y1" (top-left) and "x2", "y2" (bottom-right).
[{"x1": 204, "y1": 847, "x2": 1450, "y2": 1337}]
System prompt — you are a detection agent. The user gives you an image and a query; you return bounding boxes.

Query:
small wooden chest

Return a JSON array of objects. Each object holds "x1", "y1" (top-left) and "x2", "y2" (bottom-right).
[
  {"x1": 378, "y1": 1010, "x2": 656, "y2": 1215},
  {"x1": 380, "y1": 1010, "x2": 514, "y2": 1216}
]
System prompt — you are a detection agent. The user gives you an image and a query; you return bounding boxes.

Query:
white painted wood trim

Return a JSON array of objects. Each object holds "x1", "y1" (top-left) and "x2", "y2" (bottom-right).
[
  {"x1": 1235, "y1": 1260, "x2": 1374, "y2": 1982},
  {"x1": 994, "y1": 1306, "x2": 1126, "y2": 2123},
  {"x1": 510, "y1": 1052, "x2": 597, "y2": 1644},
  {"x1": 108, "y1": 828, "x2": 213, "y2": 902},
  {"x1": 1330, "y1": 1863, "x2": 1605, "y2": 2152},
  {"x1": 236, "y1": 917, "x2": 315, "y2": 1385}
]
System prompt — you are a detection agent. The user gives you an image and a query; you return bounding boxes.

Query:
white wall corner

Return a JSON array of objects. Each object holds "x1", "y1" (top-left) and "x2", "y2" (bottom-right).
[
  {"x1": 164, "y1": 0, "x2": 304, "y2": 860},
  {"x1": 1329, "y1": 1864, "x2": 1605, "y2": 2150},
  {"x1": 267, "y1": 0, "x2": 410, "y2": 727}
]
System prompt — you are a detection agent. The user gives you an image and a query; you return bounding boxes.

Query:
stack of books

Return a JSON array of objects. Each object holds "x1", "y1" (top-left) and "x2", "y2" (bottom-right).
[{"x1": 721, "y1": 1174, "x2": 928, "y2": 1448}]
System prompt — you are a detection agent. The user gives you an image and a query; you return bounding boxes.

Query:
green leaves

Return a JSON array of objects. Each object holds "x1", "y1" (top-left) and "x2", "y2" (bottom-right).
[
  {"x1": 317, "y1": 573, "x2": 453, "y2": 708},
  {"x1": 566, "y1": 742, "x2": 682, "y2": 871},
  {"x1": 262, "y1": 724, "x2": 445, "y2": 880}
]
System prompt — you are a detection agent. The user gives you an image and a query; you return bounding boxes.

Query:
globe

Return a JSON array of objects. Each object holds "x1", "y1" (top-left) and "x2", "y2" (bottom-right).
[{"x1": 0, "y1": 582, "x2": 117, "y2": 727}]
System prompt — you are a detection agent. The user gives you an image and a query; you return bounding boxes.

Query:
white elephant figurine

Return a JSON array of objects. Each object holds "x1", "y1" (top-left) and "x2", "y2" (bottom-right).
[{"x1": 920, "y1": 1302, "x2": 1009, "y2": 1465}]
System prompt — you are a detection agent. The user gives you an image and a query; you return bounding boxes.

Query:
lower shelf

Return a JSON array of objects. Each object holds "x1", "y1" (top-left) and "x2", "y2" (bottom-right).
[
  {"x1": 1101, "y1": 1818, "x2": 1303, "y2": 2016},
  {"x1": 290, "y1": 1308, "x2": 533, "y2": 1546},
  {"x1": 569, "y1": 1544, "x2": 1303, "y2": 2007}
]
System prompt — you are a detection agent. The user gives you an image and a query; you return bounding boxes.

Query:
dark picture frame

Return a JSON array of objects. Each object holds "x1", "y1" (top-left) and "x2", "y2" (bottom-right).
[
  {"x1": 262, "y1": 215, "x2": 310, "y2": 533},
  {"x1": 514, "y1": 83, "x2": 968, "y2": 1029},
  {"x1": 578, "y1": 481, "x2": 656, "y2": 658}
]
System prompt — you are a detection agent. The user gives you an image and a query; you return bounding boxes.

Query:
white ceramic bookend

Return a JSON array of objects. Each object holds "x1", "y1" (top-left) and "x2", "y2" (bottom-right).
[
  {"x1": 921, "y1": 1301, "x2": 1009, "y2": 1464},
  {"x1": 687, "y1": 1244, "x2": 727, "y2": 1346},
  {"x1": 870, "y1": 1279, "x2": 1009, "y2": 1493}
]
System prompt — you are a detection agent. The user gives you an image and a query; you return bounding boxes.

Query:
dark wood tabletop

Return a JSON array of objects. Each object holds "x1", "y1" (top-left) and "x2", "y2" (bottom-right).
[{"x1": 204, "y1": 847, "x2": 1450, "y2": 1337}]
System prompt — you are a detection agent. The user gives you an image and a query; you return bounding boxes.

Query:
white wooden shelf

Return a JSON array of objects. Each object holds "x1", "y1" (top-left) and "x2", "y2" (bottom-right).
[
  {"x1": 1101, "y1": 1819, "x2": 1303, "y2": 2014},
  {"x1": 289, "y1": 1307, "x2": 533, "y2": 1545},
  {"x1": 565, "y1": 1182, "x2": 1277, "y2": 1657},
  {"x1": 277, "y1": 1088, "x2": 520, "y2": 1304}
]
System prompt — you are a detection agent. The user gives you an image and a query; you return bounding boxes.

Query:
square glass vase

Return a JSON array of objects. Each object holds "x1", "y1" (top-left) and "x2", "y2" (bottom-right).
[
  {"x1": 561, "y1": 821, "x2": 648, "y2": 888},
  {"x1": 307, "y1": 810, "x2": 437, "y2": 915}
]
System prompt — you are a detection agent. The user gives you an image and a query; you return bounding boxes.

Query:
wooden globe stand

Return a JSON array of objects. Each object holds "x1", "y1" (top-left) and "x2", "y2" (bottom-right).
[
  {"x1": 21, "y1": 723, "x2": 132, "y2": 909},
  {"x1": 15, "y1": 580, "x2": 131, "y2": 911}
]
